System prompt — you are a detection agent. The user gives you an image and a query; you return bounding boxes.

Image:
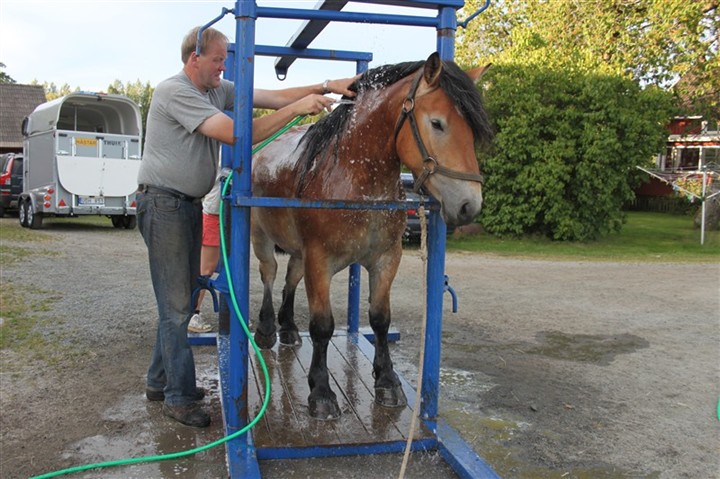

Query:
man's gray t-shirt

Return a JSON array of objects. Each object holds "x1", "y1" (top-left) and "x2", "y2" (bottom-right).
[{"x1": 138, "y1": 71, "x2": 234, "y2": 198}]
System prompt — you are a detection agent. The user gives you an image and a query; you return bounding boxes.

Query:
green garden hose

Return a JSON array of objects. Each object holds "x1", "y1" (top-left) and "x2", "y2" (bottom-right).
[{"x1": 31, "y1": 116, "x2": 305, "y2": 479}]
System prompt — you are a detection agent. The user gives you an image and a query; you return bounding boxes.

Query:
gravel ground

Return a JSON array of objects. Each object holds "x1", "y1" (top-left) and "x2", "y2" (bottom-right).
[{"x1": 1, "y1": 216, "x2": 718, "y2": 479}]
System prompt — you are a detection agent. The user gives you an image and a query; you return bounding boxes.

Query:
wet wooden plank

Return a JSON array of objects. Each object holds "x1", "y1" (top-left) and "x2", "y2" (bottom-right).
[
  {"x1": 249, "y1": 346, "x2": 309, "y2": 447},
  {"x1": 332, "y1": 334, "x2": 433, "y2": 442},
  {"x1": 324, "y1": 336, "x2": 376, "y2": 443}
]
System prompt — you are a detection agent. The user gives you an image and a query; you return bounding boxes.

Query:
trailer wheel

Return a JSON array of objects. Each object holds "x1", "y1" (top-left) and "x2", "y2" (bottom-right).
[
  {"x1": 111, "y1": 216, "x2": 124, "y2": 228},
  {"x1": 19, "y1": 200, "x2": 28, "y2": 227},
  {"x1": 27, "y1": 201, "x2": 43, "y2": 229},
  {"x1": 123, "y1": 216, "x2": 137, "y2": 229}
]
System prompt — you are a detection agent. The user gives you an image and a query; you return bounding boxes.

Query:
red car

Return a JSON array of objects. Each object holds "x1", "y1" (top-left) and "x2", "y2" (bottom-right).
[{"x1": 0, "y1": 153, "x2": 23, "y2": 217}]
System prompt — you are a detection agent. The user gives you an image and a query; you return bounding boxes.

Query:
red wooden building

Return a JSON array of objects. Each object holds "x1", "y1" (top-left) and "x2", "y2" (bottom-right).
[{"x1": 635, "y1": 116, "x2": 719, "y2": 202}]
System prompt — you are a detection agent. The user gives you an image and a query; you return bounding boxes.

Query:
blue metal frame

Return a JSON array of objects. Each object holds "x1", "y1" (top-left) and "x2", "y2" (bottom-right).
[{"x1": 202, "y1": 1, "x2": 499, "y2": 478}]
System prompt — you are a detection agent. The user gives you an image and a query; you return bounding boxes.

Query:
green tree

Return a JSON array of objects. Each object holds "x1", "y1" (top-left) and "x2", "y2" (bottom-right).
[
  {"x1": 458, "y1": 0, "x2": 718, "y2": 117},
  {"x1": 107, "y1": 79, "x2": 154, "y2": 136},
  {"x1": 0, "y1": 62, "x2": 16, "y2": 84},
  {"x1": 479, "y1": 65, "x2": 675, "y2": 240},
  {"x1": 31, "y1": 80, "x2": 79, "y2": 101}
]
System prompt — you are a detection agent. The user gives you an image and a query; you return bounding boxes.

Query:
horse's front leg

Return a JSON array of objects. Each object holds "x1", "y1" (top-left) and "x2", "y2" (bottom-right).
[
  {"x1": 252, "y1": 229, "x2": 278, "y2": 349},
  {"x1": 304, "y1": 250, "x2": 340, "y2": 419},
  {"x1": 368, "y1": 249, "x2": 407, "y2": 408}
]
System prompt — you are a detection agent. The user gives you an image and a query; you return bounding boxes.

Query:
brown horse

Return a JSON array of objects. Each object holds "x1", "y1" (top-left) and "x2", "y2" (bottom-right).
[{"x1": 251, "y1": 53, "x2": 492, "y2": 419}]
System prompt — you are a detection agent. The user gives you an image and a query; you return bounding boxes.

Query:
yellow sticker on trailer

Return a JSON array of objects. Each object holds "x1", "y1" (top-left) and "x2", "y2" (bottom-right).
[{"x1": 76, "y1": 138, "x2": 97, "y2": 146}]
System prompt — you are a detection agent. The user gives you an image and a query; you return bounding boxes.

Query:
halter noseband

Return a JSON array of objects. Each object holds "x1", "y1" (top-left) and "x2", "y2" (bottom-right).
[{"x1": 393, "y1": 70, "x2": 484, "y2": 193}]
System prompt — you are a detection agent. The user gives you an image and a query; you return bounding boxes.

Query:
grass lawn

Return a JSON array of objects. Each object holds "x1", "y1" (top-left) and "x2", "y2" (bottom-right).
[{"x1": 447, "y1": 211, "x2": 720, "y2": 262}]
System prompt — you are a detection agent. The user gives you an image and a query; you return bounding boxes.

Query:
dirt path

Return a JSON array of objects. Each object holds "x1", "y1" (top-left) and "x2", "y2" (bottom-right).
[{"x1": 1, "y1": 217, "x2": 718, "y2": 479}]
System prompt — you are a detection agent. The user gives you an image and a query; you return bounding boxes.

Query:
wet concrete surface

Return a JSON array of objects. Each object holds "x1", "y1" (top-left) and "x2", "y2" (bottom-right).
[
  {"x1": 65, "y1": 350, "x2": 461, "y2": 479},
  {"x1": 3, "y1": 221, "x2": 717, "y2": 479}
]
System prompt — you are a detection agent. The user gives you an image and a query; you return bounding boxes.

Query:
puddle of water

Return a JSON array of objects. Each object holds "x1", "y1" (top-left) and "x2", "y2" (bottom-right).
[
  {"x1": 443, "y1": 409, "x2": 660, "y2": 479},
  {"x1": 60, "y1": 351, "x2": 228, "y2": 478},
  {"x1": 526, "y1": 331, "x2": 650, "y2": 365}
]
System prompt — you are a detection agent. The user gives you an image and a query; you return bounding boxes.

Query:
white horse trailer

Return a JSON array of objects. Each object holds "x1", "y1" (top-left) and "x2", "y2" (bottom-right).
[{"x1": 19, "y1": 92, "x2": 142, "y2": 229}]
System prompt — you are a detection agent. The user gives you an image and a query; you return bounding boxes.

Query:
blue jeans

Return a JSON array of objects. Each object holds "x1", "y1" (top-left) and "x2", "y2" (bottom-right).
[{"x1": 137, "y1": 189, "x2": 202, "y2": 406}]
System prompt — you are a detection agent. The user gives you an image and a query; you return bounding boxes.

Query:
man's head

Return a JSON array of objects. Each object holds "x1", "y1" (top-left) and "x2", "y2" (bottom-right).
[{"x1": 182, "y1": 26, "x2": 229, "y2": 91}]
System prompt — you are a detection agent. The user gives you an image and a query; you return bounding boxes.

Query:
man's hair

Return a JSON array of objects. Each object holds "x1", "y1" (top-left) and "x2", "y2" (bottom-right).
[{"x1": 181, "y1": 27, "x2": 228, "y2": 63}]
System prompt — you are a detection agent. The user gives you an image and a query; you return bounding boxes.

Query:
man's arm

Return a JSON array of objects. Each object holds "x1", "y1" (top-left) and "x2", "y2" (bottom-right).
[
  {"x1": 196, "y1": 74, "x2": 360, "y2": 145},
  {"x1": 197, "y1": 94, "x2": 333, "y2": 145},
  {"x1": 253, "y1": 75, "x2": 360, "y2": 109}
]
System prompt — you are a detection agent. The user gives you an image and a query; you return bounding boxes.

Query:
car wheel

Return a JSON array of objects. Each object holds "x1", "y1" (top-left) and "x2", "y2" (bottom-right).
[
  {"x1": 0, "y1": 204, "x2": 5, "y2": 218},
  {"x1": 27, "y1": 201, "x2": 43, "y2": 229},
  {"x1": 111, "y1": 216, "x2": 124, "y2": 228},
  {"x1": 123, "y1": 216, "x2": 137, "y2": 229},
  {"x1": 19, "y1": 200, "x2": 28, "y2": 227}
]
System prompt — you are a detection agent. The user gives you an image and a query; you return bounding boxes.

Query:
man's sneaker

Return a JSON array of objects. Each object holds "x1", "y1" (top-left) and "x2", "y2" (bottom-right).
[
  {"x1": 146, "y1": 386, "x2": 206, "y2": 402},
  {"x1": 188, "y1": 313, "x2": 212, "y2": 333},
  {"x1": 162, "y1": 403, "x2": 211, "y2": 428}
]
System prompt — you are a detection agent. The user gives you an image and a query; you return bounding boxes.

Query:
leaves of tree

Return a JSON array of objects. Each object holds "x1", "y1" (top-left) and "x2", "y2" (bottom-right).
[
  {"x1": 458, "y1": 0, "x2": 718, "y2": 117},
  {"x1": 478, "y1": 65, "x2": 675, "y2": 240}
]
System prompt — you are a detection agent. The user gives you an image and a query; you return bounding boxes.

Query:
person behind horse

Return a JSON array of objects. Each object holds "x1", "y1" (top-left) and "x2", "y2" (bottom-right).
[
  {"x1": 188, "y1": 174, "x2": 221, "y2": 333},
  {"x1": 137, "y1": 25, "x2": 358, "y2": 428}
]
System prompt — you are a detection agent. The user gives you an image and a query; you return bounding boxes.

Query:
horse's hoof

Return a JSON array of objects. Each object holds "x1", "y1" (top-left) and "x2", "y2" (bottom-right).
[
  {"x1": 375, "y1": 385, "x2": 408, "y2": 408},
  {"x1": 308, "y1": 397, "x2": 341, "y2": 420},
  {"x1": 253, "y1": 329, "x2": 277, "y2": 349},
  {"x1": 279, "y1": 329, "x2": 302, "y2": 347}
]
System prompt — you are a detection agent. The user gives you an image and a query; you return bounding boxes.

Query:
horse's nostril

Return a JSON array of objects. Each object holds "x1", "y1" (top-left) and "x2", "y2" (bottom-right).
[
  {"x1": 460, "y1": 202, "x2": 471, "y2": 220},
  {"x1": 457, "y1": 200, "x2": 480, "y2": 225}
]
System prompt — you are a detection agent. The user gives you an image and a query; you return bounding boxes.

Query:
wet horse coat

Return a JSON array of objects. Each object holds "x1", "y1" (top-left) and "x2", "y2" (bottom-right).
[{"x1": 251, "y1": 53, "x2": 492, "y2": 419}]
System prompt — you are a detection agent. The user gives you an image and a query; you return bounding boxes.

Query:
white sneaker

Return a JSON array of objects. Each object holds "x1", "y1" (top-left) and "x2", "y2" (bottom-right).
[{"x1": 188, "y1": 313, "x2": 212, "y2": 333}]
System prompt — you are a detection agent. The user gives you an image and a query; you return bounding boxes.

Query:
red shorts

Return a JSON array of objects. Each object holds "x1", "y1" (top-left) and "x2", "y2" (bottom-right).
[{"x1": 202, "y1": 212, "x2": 220, "y2": 247}]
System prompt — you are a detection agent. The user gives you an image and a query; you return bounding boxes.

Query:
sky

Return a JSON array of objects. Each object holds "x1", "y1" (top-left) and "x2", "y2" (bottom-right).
[{"x1": 0, "y1": 0, "x2": 443, "y2": 93}]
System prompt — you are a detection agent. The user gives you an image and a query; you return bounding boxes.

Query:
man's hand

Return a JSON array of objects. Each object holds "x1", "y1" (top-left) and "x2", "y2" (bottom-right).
[
  {"x1": 323, "y1": 74, "x2": 362, "y2": 98},
  {"x1": 292, "y1": 94, "x2": 336, "y2": 115}
]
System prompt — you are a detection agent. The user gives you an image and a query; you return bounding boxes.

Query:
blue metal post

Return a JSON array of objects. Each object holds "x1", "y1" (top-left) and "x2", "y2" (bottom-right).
[
  {"x1": 347, "y1": 60, "x2": 371, "y2": 335},
  {"x1": 226, "y1": 0, "x2": 257, "y2": 475},
  {"x1": 420, "y1": 5, "x2": 456, "y2": 420},
  {"x1": 421, "y1": 211, "x2": 447, "y2": 420},
  {"x1": 347, "y1": 263, "x2": 361, "y2": 333}
]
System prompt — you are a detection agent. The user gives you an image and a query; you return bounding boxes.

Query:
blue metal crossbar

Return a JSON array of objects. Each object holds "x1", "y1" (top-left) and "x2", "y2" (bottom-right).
[{"x1": 234, "y1": 196, "x2": 439, "y2": 211}]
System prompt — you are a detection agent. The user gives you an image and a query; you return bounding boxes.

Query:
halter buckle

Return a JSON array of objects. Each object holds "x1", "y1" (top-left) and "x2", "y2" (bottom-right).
[
  {"x1": 402, "y1": 98, "x2": 415, "y2": 114},
  {"x1": 422, "y1": 156, "x2": 438, "y2": 174}
]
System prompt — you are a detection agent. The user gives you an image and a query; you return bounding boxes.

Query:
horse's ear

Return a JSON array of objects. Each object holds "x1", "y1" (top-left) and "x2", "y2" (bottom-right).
[
  {"x1": 423, "y1": 52, "x2": 443, "y2": 88},
  {"x1": 466, "y1": 63, "x2": 492, "y2": 85}
]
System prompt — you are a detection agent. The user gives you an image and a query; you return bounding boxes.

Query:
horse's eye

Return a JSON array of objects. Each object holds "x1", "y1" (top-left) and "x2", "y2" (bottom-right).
[{"x1": 431, "y1": 119, "x2": 444, "y2": 132}]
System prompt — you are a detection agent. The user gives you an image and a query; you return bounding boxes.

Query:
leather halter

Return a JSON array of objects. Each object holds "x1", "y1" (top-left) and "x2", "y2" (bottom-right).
[{"x1": 393, "y1": 70, "x2": 484, "y2": 193}]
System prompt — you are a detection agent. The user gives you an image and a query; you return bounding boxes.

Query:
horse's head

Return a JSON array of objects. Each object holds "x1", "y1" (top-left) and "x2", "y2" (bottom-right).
[{"x1": 394, "y1": 53, "x2": 492, "y2": 226}]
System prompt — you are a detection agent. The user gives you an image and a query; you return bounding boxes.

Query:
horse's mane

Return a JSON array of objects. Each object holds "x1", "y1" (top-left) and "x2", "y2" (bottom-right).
[{"x1": 296, "y1": 58, "x2": 493, "y2": 190}]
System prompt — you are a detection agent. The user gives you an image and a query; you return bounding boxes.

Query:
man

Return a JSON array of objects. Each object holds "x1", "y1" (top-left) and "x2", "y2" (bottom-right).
[{"x1": 137, "y1": 26, "x2": 358, "y2": 428}]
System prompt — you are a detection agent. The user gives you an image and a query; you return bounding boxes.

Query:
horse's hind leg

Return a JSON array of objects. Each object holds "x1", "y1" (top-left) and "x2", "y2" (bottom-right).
[
  {"x1": 368, "y1": 251, "x2": 407, "y2": 408},
  {"x1": 252, "y1": 229, "x2": 278, "y2": 349},
  {"x1": 277, "y1": 254, "x2": 303, "y2": 347}
]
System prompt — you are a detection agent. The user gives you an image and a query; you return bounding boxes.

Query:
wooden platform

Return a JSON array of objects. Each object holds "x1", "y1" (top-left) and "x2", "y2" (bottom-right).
[
  {"x1": 218, "y1": 330, "x2": 500, "y2": 478},
  {"x1": 245, "y1": 331, "x2": 434, "y2": 454}
]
